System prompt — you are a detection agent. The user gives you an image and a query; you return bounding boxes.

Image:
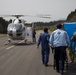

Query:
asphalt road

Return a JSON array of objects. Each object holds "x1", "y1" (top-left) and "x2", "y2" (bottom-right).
[{"x1": 0, "y1": 31, "x2": 76, "y2": 75}]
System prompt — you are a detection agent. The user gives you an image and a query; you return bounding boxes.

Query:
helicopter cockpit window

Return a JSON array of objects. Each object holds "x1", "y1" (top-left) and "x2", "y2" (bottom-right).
[
  {"x1": 8, "y1": 24, "x2": 14, "y2": 29},
  {"x1": 15, "y1": 23, "x2": 22, "y2": 31}
]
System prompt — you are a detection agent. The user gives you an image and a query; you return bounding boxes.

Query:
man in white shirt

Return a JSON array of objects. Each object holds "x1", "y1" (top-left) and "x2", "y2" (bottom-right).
[{"x1": 49, "y1": 24, "x2": 70, "y2": 73}]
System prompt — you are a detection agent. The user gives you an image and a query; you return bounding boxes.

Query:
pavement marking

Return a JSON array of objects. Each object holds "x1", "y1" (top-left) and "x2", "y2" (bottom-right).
[
  {"x1": 6, "y1": 45, "x2": 14, "y2": 50},
  {"x1": 6, "y1": 40, "x2": 24, "y2": 50}
]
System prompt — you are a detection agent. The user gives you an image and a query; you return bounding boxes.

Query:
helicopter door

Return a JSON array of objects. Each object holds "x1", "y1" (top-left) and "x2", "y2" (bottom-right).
[
  {"x1": 26, "y1": 27, "x2": 32, "y2": 37},
  {"x1": 25, "y1": 27, "x2": 32, "y2": 41}
]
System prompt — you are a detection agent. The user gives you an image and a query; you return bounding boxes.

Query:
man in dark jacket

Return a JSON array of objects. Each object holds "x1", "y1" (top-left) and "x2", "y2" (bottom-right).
[
  {"x1": 32, "y1": 29, "x2": 36, "y2": 42},
  {"x1": 37, "y1": 28, "x2": 50, "y2": 66}
]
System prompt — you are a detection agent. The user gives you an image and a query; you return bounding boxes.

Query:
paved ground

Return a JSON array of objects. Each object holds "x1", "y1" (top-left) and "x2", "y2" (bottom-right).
[{"x1": 0, "y1": 31, "x2": 76, "y2": 75}]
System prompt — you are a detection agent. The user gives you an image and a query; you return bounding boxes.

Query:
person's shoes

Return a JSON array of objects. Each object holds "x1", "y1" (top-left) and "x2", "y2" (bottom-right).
[
  {"x1": 56, "y1": 70, "x2": 60, "y2": 73},
  {"x1": 61, "y1": 70, "x2": 63, "y2": 75},
  {"x1": 44, "y1": 63, "x2": 48, "y2": 67}
]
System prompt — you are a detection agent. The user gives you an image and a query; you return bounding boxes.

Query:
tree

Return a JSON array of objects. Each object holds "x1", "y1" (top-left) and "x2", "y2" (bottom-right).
[{"x1": 0, "y1": 17, "x2": 9, "y2": 33}]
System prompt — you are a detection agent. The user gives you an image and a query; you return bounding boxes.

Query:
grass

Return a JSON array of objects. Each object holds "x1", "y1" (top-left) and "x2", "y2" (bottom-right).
[{"x1": 0, "y1": 34, "x2": 7, "y2": 37}]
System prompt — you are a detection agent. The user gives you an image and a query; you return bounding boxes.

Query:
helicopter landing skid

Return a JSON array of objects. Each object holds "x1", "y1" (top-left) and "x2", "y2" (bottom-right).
[{"x1": 4, "y1": 39, "x2": 11, "y2": 45}]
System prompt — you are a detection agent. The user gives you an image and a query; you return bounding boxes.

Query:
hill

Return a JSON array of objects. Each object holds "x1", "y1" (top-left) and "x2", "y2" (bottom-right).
[{"x1": 67, "y1": 9, "x2": 76, "y2": 22}]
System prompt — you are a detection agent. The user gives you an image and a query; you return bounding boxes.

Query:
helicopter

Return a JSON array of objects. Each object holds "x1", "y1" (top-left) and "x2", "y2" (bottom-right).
[{"x1": 1, "y1": 14, "x2": 51, "y2": 45}]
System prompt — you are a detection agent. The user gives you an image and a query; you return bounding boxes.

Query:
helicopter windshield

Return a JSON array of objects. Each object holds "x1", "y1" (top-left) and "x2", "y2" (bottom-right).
[
  {"x1": 8, "y1": 23, "x2": 14, "y2": 30},
  {"x1": 15, "y1": 23, "x2": 22, "y2": 31},
  {"x1": 8, "y1": 23, "x2": 22, "y2": 31}
]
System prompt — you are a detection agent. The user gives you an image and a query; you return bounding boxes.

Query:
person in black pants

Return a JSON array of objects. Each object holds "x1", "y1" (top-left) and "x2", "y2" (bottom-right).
[
  {"x1": 49, "y1": 24, "x2": 70, "y2": 73},
  {"x1": 54, "y1": 47, "x2": 66, "y2": 72},
  {"x1": 32, "y1": 29, "x2": 36, "y2": 42}
]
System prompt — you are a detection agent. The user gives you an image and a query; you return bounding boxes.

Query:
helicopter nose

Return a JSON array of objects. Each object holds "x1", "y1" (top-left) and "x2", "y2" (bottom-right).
[
  {"x1": 12, "y1": 28, "x2": 17, "y2": 37},
  {"x1": 16, "y1": 30, "x2": 22, "y2": 36}
]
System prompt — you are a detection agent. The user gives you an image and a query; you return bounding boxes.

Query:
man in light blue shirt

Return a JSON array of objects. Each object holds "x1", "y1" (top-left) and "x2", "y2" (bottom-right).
[{"x1": 49, "y1": 24, "x2": 70, "y2": 73}]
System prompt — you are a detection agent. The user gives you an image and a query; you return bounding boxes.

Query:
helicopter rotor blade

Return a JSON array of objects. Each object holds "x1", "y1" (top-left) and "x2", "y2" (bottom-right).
[
  {"x1": 0, "y1": 14, "x2": 29, "y2": 18},
  {"x1": 36, "y1": 14, "x2": 51, "y2": 17},
  {"x1": 35, "y1": 14, "x2": 51, "y2": 19},
  {"x1": 0, "y1": 14, "x2": 51, "y2": 19},
  {"x1": 37, "y1": 16, "x2": 51, "y2": 19}
]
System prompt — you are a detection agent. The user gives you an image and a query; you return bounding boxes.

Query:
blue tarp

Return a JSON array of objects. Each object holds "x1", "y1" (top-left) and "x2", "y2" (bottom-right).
[
  {"x1": 64, "y1": 22, "x2": 76, "y2": 42},
  {"x1": 64, "y1": 22, "x2": 76, "y2": 53}
]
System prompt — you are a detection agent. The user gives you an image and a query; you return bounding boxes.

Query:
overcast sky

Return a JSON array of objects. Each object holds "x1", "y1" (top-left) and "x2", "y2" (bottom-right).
[{"x1": 0, "y1": 0, "x2": 76, "y2": 23}]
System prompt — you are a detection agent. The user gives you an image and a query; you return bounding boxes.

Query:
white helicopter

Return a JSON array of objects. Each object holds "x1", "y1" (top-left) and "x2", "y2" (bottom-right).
[
  {"x1": 3, "y1": 15, "x2": 32, "y2": 45},
  {"x1": 3, "y1": 14, "x2": 51, "y2": 45}
]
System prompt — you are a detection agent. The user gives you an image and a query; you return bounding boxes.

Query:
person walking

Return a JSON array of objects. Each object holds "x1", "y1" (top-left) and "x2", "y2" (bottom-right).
[
  {"x1": 49, "y1": 24, "x2": 70, "y2": 73},
  {"x1": 32, "y1": 29, "x2": 36, "y2": 42},
  {"x1": 37, "y1": 28, "x2": 50, "y2": 66}
]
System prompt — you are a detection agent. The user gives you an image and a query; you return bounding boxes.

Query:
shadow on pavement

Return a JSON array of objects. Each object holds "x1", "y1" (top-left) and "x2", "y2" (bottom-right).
[
  {"x1": 47, "y1": 64, "x2": 54, "y2": 67},
  {"x1": 12, "y1": 42, "x2": 36, "y2": 46},
  {"x1": 64, "y1": 61, "x2": 76, "y2": 75}
]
